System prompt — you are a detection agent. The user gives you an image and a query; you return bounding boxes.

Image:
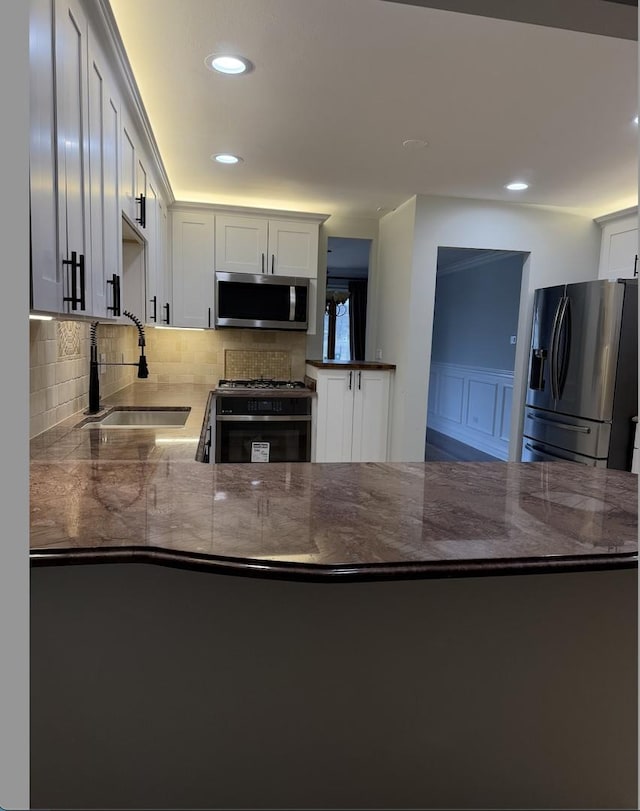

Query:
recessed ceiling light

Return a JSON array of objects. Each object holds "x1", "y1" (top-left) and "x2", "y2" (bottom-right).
[
  {"x1": 505, "y1": 181, "x2": 529, "y2": 191},
  {"x1": 212, "y1": 153, "x2": 243, "y2": 165},
  {"x1": 205, "y1": 54, "x2": 253, "y2": 75},
  {"x1": 634, "y1": 115, "x2": 639, "y2": 125},
  {"x1": 402, "y1": 139, "x2": 428, "y2": 149}
]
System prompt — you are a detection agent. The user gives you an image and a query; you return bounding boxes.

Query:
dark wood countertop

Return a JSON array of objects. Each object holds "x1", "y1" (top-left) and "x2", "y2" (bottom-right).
[
  {"x1": 29, "y1": 382, "x2": 637, "y2": 579},
  {"x1": 306, "y1": 359, "x2": 397, "y2": 370}
]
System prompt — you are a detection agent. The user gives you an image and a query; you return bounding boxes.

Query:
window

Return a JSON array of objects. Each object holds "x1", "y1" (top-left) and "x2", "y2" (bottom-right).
[{"x1": 323, "y1": 297, "x2": 351, "y2": 361}]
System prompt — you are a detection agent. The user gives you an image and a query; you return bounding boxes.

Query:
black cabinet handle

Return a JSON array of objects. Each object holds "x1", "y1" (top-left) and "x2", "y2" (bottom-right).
[
  {"x1": 208, "y1": 307, "x2": 211, "y2": 328},
  {"x1": 634, "y1": 255, "x2": 638, "y2": 277},
  {"x1": 358, "y1": 371, "x2": 362, "y2": 390},
  {"x1": 63, "y1": 251, "x2": 85, "y2": 311},
  {"x1": 271, "y1": 254, "x2": 275, "y2": 274},
  {"x1": 348, "y1": 371, "x2": 352, "y2": 390},
  {"x1": 106, "y1": 273, "x2": 121, "y2": 316},
  {"x1": 163, "y1": 302, "x2": 170, "y2": 324},
  {"x1": 62, "y1": 251, "x2": 77, "y2": 310},
  {"x1": 135, "y1": 194, "x2": 146, "y2": 228},
  {"x1": 78, "y1": 253, "x2": 86, "y2": 310},
  {"x1": 261, "y1": 253, "x2": 265, "y2": 274},
  {"x1": 149, "y1": 295, "x2": 157, "y2": 322}
]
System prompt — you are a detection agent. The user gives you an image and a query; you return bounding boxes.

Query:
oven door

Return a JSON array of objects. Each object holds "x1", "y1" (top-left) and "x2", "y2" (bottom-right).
[{"x1": 215, "y1": 416, "x2": 311, "y2": 463}]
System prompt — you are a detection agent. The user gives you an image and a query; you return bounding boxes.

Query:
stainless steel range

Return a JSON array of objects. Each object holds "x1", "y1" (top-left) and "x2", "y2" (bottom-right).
[{"x1": 210, "y1": 379, "x2": 313, "y2": 463}]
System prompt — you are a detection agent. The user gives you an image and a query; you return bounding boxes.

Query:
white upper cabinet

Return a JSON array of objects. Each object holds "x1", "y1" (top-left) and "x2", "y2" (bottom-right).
[
  {"x1": 120, "y1": 112, "x2": 137, "y2": 225},
  {"x1": 120, "y1": 109, "x2": 148, "y2": 232},
  {"x1": 267, "y1": 220, "x2": 319, "y2": 278},
  {"x1": 54, "y1": 0, "x2": 92, "y2": 316},
  {"x1": 171, "y1": 208, "x2": 215, "y2": 329},
  {"x1": 87, "y1": 26, "x2": 122, "y2": 318},
  {"x1": 215, "y1": 215, "x2": 268, "y2": 275},
  {"x1": 597, "y1": 211, "x2": 638, "y2": 281},
  {"x1": 215, "y1": 215, "x2": 319, "y2": 278},
  {"x1": 29, "y1": 0, "x2": 172, "y2": 322},
  {"x1": 146, "y1": 179, "x2": 171, "y2": 326},
  {"x1": 214, "y1": 212, "x2": 321, "y2": 333},
  {"x1": 30, "y1": 0, "x2": 60, "y2": 313}
]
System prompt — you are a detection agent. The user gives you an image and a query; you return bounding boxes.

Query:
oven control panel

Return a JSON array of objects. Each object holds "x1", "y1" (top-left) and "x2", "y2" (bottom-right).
[{"x1": 216, "y1": 396, "x2": 311, "y2": 416}]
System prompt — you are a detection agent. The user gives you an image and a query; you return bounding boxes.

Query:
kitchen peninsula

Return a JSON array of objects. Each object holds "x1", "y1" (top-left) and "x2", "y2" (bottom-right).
[{"x1": 30, "y1": 381, "x2": 638, "y2": 810}]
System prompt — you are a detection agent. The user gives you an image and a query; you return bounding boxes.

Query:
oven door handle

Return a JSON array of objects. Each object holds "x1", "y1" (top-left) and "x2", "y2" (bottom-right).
[{"x1": 215, "y1": 415, "x2": 312, "y2": 422}]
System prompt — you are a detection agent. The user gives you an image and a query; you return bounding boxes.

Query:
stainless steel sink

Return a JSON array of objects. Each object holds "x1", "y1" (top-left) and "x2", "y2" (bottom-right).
[{"x1": 83, "y1": 408, "x2": 190, "y2": 428}]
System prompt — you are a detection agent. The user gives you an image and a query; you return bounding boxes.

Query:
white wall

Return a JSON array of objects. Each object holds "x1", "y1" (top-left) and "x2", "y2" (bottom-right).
[
  {"x1": 310, "y1": 216, "x2": 379, "y2": 360},
  {"x1": 375, "y1": 198, "x2": 418, "y2": 448},
  {"x1": 376, "y1": 194, "x2": 602, "y2": 462}
]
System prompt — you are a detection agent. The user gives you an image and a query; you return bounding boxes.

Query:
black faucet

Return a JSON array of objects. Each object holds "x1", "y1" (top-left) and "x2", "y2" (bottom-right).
[{"x1": 88, "y1": 312, "x2": 149, "y2": 415}]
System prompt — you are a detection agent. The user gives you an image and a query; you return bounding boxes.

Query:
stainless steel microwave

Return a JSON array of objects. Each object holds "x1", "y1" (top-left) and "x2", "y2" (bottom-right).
[{"x1": 214, "y1": 271, "x2": 309, "y2": 330}]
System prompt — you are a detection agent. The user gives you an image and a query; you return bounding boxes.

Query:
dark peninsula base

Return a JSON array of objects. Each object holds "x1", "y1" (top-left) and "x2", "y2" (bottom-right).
[{"x1": 31, "y1": 562, "x2": 637, "y2": 810}]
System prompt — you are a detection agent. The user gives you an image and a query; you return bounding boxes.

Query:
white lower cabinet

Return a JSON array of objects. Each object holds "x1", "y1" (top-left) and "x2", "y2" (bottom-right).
[{"x1": 306, "y1": 365, "x2": 393, "y2": 462}]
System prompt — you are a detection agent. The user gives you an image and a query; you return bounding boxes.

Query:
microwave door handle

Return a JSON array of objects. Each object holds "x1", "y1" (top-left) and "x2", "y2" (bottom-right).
[{"x1": 289, "y1": 286, "x2": 296, "y2": 321}]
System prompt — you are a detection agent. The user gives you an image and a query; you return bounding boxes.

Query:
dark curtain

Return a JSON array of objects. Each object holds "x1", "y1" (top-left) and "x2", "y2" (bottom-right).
[{"x1": 348, "y1": 279, "x2": 367, "y2": 361}]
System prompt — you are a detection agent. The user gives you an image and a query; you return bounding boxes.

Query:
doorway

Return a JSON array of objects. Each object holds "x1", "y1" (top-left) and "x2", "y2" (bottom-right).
[
  {"x1": 323, "y1": 236, "x2": 371, "y2": 361},
  {"x1": 426, "y1": 247, "x2": 527, "y2": 462}
]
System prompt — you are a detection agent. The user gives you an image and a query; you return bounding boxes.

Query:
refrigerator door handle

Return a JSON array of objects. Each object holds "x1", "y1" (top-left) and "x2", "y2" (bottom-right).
[
  {"x1": 527, "y1": 412, "x2": 591, "y2": 433},
  {"x1": 524, "y1": 441, "x2": 574, "y2": 461},
  {"x1": 549, "y1": 295, "x2": 566, "y2": 400},
  {"x1": 556, "y1": 296, "x2": 571, "y2": 400}
]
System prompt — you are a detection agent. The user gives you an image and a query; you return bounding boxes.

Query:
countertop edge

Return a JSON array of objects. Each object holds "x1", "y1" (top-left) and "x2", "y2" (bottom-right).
[
  {"x1": 305, "y1": 360, "x2": 397, "y2": 370},
  {"x1": 29, "y1": 547, "x2": 638, "y2": 581}
]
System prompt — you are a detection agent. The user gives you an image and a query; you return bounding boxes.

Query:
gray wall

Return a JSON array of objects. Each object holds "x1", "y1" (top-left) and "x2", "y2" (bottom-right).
[
  {"x1": 431, "y1": 253, "x2": 524, "y2": 370},
  {"x1": 31, "y1": 562, "x2": 637, "y2": 810}
]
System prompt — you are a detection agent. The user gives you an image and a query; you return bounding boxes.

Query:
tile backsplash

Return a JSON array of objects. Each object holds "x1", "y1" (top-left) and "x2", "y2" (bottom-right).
[
  {"x1": 30, "y1": 319, "x2": 308, "y2": 438},
  {"x1": 224, "y1": 349, "x2": 291, "y2": 380}
]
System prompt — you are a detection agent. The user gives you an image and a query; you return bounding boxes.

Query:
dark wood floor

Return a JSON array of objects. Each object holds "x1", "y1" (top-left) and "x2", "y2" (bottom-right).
[{"x1": 424, "y1": 428, "x2": 501, "y2": 462}]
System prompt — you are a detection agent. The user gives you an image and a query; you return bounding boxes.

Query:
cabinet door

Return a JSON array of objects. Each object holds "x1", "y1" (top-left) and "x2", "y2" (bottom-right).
[
  {"x1": 145, "y1": 180, "x2": 171, "y2": 325},
  {"x1": 172, "y1": 209, "x2": 215, "y2": 328},
  {"x1": 30, "y1": 0, "x2": 60, "y2": 313},
  {"x1": 598, "y1": 215, "x2": 638, "y2": 280},
  {"x1": 158, "y1": 198, "x2": 171, "y2": 324},
  {"x1": 314, "y1": 370, "x2": 354, "y2": 462},
  {"x1": 351, "y1": 370, "x2": 391, "y2": 462},
  {"x1": 136, "y1": 157, "x2": 147, "y2": 229},
  {"x1": 215, "y1": 215, "x2": 268, "y2": 275},
  {"x1": 54, "y1": 0, "x2": 92, "y2": 315},
  {"x1": 87, "y1": 28, "x2": 121, "y2": 318},
  {"x1": 120, "y1": 113, "x2": 137, "y2": 223},
  {"x1": 145, "y1": 180, "x2": 159, "y2": 324},
  {"x1": 268, "y1": 220, "x2": 319, "y2": 278}
]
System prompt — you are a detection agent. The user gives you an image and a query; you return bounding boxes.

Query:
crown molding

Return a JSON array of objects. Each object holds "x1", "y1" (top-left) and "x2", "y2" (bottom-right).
[
  {"x1": 437, "y1": 249, "x2": 525, "y2": 277},
  {"x1": 89, "y1": 0, "x2": 175, "y2": 206},
  {"x1": 171, "y1": 200, "x2": 331, "y2": 223}
]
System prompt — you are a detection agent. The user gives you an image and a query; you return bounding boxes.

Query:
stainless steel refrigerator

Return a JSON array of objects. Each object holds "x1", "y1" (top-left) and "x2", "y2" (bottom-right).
[{"x1": 521, "y1": 278, "x2": 637, "y2": 470}]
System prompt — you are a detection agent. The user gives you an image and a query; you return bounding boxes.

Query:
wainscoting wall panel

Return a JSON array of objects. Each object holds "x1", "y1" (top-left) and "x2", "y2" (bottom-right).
[{"x1": 428, "y1": 362, "x2": 515, "y2": 460}]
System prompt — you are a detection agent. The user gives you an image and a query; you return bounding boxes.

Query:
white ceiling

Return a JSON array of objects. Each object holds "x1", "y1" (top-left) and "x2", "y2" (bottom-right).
[{"x1": 108, "y1": 0, "x2": 638, "y2": 221}]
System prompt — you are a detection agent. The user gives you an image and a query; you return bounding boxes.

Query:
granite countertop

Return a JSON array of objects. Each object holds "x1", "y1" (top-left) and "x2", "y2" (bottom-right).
[{"x1": 30, "y1": 382, "x2": 638, "y2": 580}]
